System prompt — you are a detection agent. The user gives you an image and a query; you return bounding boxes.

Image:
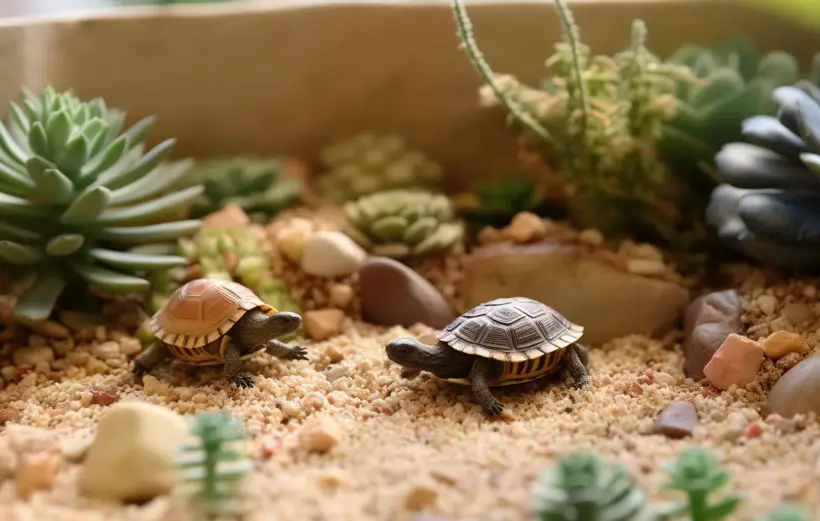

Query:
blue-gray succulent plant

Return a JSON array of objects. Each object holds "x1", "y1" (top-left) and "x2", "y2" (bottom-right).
[{"x1": 706, "y1": 55, "x2": 820, "y2": 270}]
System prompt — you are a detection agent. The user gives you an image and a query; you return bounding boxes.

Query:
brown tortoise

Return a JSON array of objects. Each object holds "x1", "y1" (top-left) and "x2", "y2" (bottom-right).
[
  {"x1": 385, "y1": 297, "x2": 590, "y2": 416},
  {"x1": 132, "y1": 278, "x2": 306, "y2": 388}
]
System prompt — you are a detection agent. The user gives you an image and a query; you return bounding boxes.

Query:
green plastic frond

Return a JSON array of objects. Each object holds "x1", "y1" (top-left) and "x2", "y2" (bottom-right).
[
  {"x1": 0, "y1": 86, "x2": 202, "y2": 323},
  {"x1": 659, "y1": 447, "x2": 742, "y2": 521}
]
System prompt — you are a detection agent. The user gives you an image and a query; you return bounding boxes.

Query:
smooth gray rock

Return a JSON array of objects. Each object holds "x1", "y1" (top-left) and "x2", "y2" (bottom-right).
[
  {"x1": 683, "y1": 289, "x2": 742, "y2": 379},
  {"x1": 767, "y1": 355, "x2": 820, "y2": 418},
  {"x1": 654, "y1": 401, "x2": 698, "y2": 438}
]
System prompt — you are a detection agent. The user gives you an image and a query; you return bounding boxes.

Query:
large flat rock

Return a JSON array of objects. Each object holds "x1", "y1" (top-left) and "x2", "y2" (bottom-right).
[{"x1": 461, "y1": 243, "x2": 690, "y2": 344}]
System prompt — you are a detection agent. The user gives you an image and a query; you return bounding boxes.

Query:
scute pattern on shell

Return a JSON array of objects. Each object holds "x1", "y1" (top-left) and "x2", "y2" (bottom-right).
[
  {"x1": 437, "y1": 297, "x2": 584, "y2": 362},
  {"x1": 150, "y1": 278, "x2": 268, "y2": 349}
]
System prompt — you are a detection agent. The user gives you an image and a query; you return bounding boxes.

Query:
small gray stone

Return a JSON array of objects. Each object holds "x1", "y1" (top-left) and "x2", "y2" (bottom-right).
[
  {"x1": 359, "y1": 257, "x2": 456, "y2": 329},
  {"x1": 767, "y1": 354, "x2": 820, "y2": 418},
  {"x1": 683, "y1": 289, "x2": 742, "y2": 379},
  {"x1": 653, "y1": 401, "x2": 698, "y2": 439}
]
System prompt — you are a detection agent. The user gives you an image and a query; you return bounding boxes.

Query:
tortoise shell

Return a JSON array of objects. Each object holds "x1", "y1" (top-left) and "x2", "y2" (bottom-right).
[
  {"x1": 437, "y1": 297, "x2": 584, "y2": 363},
  {"x1": 149, "y1": 278, "x2": 276, "y2": 350}
]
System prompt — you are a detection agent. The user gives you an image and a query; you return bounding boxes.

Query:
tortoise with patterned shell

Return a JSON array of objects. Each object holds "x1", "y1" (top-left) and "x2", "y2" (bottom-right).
[
  {"x1": 385, "y1": 297, "x2": 590, "y2": 417},
  {"x1": 132, "y1": 278, "x2": 306, "y2": 388}
]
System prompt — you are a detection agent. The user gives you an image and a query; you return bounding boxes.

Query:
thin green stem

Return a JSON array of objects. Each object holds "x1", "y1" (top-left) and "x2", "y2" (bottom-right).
[
  {"x1": 553, "y1": 0, "x2": 590, "y2": 138},
  {"x1": 451, "y1": 0, "x2": 550, "y2": 141}
]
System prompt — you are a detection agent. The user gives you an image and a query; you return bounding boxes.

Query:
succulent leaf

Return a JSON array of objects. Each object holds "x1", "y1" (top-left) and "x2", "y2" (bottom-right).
[
  {"x1": 0, "y1": 86, "x2": 202, "y2": 322},
  {"x1": 343, "y1": 190, "x2": 464, "y2": 259}
]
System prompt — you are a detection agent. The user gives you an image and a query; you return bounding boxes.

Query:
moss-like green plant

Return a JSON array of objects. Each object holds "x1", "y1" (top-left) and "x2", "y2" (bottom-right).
[
  {"x1": 531, "y1": 451, "x2": 646, "y2": 521},
  {"x1": 316, "y1": 133, "x2": 444, "y2": 203},
  {"x1": 660, "y1": 36, "x2": 800, "y2": 192},
  {"x1": 0, "y1": 86, "x2": 201, "y2": 323},
  {"x1": 180, "y1": 156, "x2": 301, "y2": 223},
  {"x1": 175, "y1": 411, "x2": 253, "y2": 520},
  {"x1": 451, "y1": 0, "x2": 707, "y2": 249},
  {"x1": 343, "y1": 189, "x2": 464, "y2": 259},
  {"x1": 759, "y1": 503, "x2": 809, "y2": 521},
  {"x1": 136, "y1": 227, "x2": 303, "y2": 343},
  {"x1": 653, "y1": 447, "x2": 742, "y2": 521}
]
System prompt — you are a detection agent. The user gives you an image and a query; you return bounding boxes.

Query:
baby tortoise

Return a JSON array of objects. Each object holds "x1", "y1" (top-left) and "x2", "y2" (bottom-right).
[
  {"x1": 385, "y1": 296, "x2": 590, "y2": 417},
  {"x1": 132, "y1": 278, "x2": 307, "y2": 388}
]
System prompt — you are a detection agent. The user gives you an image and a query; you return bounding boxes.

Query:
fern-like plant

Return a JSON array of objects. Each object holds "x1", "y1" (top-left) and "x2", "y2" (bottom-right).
[
  {"x1": 175, "y1": 411, "x2": 253, "y2": 520},
  {"x1": 653, "y1": 447, "x2": 742, "y2": 521},
  {"x1": 531, "y1": 452, "x2": 646, "y2": 521},
  {"x1": 0, "y1": 86, "x2": 201, "y2": 323},
  {"x1": 451, "y1": 0, "x2": 705, "y2": 249}
]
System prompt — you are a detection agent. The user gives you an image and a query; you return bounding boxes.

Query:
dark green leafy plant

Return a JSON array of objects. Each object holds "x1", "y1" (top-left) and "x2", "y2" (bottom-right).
[
  {"x1": 531, "y1": 452, "x2": 646, "y2": 521},
  {"x1": 706, "y1": 55, "x2": 820, "y2": 271},
  {"x1": 175, "y1": 411, "x2": 253, "y2": 520},
  {"x1": 451, "y1": 0, "x2": 704, "y2": 249},
  {"x1": 661, "y1": 36, "x2": 800, "y2": 192},
  {"x1": 180, "y1": 156, "x2": 301, "y2": 223},
  {"x1": 0, "y1": 86, "x2": 201, "y2": 323},
  {"x1": 653, "y1": 447, "x2": 741, "y2": 521}
]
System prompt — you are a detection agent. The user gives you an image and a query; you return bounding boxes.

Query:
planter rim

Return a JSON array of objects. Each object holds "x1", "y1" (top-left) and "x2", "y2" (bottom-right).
[{"x1": 0, "y1": 0, "x2": 749, "y2": 26}]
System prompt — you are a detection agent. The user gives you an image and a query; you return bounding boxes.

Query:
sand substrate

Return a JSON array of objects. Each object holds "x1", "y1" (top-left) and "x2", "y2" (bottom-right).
[{"x1": 2, "y1": 272, "x2": 820, "y2": 521}]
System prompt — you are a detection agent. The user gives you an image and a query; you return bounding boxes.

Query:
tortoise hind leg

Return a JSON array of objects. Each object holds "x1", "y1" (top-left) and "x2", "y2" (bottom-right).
[
  {"x1": 224, "y1": 342, "x2": 254, "y2": 389},
  {"x1": 132, "y1": 341, "x2": 169, "y2": 378},
  {"x1": 566, "y1": 343, "x2": 590, "y2": 390},
  {"x1": 470, "y1": 358, "x2": 504, "y2": 417}
]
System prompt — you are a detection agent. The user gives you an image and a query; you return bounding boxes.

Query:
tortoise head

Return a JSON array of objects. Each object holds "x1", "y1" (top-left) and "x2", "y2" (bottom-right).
[
  {"x1": 385, "y1": 337, "x2": 439, "y2": 371},
  {"x1": 266, "y1": 311, "x2": 302, "y2": 336}
]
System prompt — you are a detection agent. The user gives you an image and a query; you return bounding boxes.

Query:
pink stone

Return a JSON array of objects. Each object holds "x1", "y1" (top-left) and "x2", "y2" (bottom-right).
[{"x1": 703, "y1": 333, "x2": 764, "y2": 390}]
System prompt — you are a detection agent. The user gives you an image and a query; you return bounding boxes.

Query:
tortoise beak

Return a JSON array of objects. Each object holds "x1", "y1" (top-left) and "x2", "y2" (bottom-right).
[{"x1": 276, "y1": 311, "x2": 302, "y2": 332}]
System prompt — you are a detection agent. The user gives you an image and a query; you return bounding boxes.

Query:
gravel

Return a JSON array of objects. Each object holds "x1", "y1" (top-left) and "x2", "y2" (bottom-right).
[{"x1": 1, "y1": 268, "x2": 820, "y2": 520}]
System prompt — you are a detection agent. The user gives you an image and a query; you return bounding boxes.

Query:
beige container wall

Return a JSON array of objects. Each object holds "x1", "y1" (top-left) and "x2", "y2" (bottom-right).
[{"x1": 0, "y1": 0, "x2": 817, "y2": 190}]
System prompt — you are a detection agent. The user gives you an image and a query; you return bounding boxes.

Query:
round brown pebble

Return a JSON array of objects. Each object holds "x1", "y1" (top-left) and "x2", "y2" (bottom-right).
[{"x1": 653, "y1": 401, "x2": 698, "y2": 438}]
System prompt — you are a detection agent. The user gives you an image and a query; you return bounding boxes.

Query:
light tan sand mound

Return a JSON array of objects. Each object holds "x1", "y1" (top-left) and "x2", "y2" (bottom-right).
[{"x1": 1, "y1": 274, "x2": 820, "y2": 521}]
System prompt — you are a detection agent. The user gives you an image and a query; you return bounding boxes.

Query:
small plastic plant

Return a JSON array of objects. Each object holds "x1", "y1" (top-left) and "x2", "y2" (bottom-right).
[
  {"x1": 759, "y1": 502, "x2": 809, "y2": 521},
  {"x1": 451, "y1": 0, "x2": 708, "y2": 249},
  {"x1": 0, "y1": 86, "x2": 201, "y2": 323},
  {"x1": 175, "y1": 411, "x2": 253, "y2": 521},
  {"x1": 343, "y1": 189, "x2": 465, "y2": 259},
  {"x1": 653, "y1": 447, "x2": 742, "y2": 521},
  {"x1": 531, "y1": 451, "x2": 647, "y2": 521},
  {"x1": 180, "y1": 156, "x2": 302, "y2": 223}
]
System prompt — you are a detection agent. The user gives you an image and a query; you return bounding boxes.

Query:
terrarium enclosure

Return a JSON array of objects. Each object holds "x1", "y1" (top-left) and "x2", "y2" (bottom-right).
[{"x1": 3, "y1": 0, "x2": 820, "y2": 520}]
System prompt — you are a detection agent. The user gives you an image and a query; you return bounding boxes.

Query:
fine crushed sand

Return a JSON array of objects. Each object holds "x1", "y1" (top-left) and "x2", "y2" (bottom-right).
[{"x1": 2, "y1": 270, "x2": 820, "y2": 521}]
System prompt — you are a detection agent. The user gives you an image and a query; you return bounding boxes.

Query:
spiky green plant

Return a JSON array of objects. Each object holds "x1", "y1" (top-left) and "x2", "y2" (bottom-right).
[
  {"x1": 760, "y1": 503, "x2": 809, "y2": 521},
  {"x1": 451, "y1": 0, "x2": 707, "y2": 249},
  {"x1": 653, "y1": 447, "x2": 742, "y2": 521},
  {"x1": 316, "y1": 133, "x2": 444, "y2": 203},
  {"x1": 0, "y1": 86, "x2": 201, "y2": 323},
  {"x1": 343, "y1": 189, "x2": 464, "y2": 259},
  {"x1": 180, "y1": 156, "x2": 301, "y2": 223},
  {"x1": 660, "y1": 36, "x2": 800, "y2": 192},
  {"x1": 175, "y1": 411, "x2": 253, "y2": 521},
  {"x1": 531, "y1": 451, "x2": 646, "y2": 521}
]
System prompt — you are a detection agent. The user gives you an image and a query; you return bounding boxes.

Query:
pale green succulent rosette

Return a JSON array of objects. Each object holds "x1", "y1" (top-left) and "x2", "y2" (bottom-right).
[
  {"x1": 0, "y1": 86, "x2": 202, "y2": 322},
  {"x1": 343, "y1": 189, "x2": 464, "y2": 259}
]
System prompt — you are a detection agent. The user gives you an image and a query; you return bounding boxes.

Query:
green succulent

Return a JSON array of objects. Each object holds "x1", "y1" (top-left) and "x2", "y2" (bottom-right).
[
  {"x1": 531, "y1": 452, "x2": 646, "y2": 521},
  {"x1": 653, "y1": 447, "x2": 742, "y2": 521},
  {"x1": 175, "y1": 411, "x2": 253, "y2": 520},
  {"x1": 0, "y1": 86, "x2": 201, "y2": 323},
  {"x1": 181, "y1": 156, "x2": 301, "y2": 223},
  {"x1": 759, "y1": 503, "x2": 809, "y2": 521},
  {"x1": 316, "y1": 133, "x2": 444, "y2": 203},
  {"x1": 661, "y1": 36, "x2": 800, "y2": 191},
  {"x1": 343, "y1": 189, "x2": 464, "y2": 259}
]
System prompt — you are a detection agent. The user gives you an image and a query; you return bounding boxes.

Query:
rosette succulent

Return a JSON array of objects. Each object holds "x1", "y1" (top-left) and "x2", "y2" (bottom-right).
[
  {"x1": 531, "y1": 452, "x2": 646, "y2": 521},
  {"x1": 343, "y1": 190, "x2": 464, "y2": 259},
  {"x1": 661, "y1": 37, "x2": 800, "y2": 190},
  {"x1": 181, "y1": 156, "x2": 301, "y2": 223},
  {"x1": 0, "y1": 86, "x2": 201, "y2": 322},
  {"x1": 706, "y1": 57, "x2": 820, "y2": 270},
  {"x1": 316, "y1": 133, "x2": 444, "y2": 203}
]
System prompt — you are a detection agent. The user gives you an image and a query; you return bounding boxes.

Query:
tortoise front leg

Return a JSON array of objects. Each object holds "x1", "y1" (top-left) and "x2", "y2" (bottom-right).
[
  {"x1": 470, "y1": 358, "x2": 503, "y2": 417},
  {"x1": 264, "y1": 339, "x2": 309, "y2": 361},
  {"x1": 224, "y1": 343, "x2": 254, "y2": 388},
  {"x1": 132, "y1": 341, "x2": 169, "y2": 378},
  {"x1": 566, "y1": 344, "x2": 590, "y2": 390}
]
